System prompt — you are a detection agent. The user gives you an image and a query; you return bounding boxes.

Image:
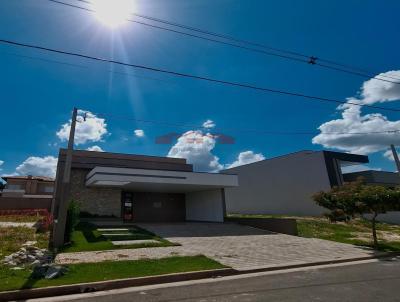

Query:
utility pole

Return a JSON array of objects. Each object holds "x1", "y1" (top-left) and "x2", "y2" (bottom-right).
[
  {"x1": 53, "y1": 107, "x2": 78, "y2": 248},
  {"x1": 390, "y1": 144, "x2": 400, "y2": 176}
]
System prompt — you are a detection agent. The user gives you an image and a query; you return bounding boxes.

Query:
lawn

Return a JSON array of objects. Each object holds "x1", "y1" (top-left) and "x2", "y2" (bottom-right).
[
  {"x1": 0, "y1": 255, "x2": 224, "y2": 292},
  {"x1": 228, "y1": 214, "x2": 400, "y2": 252},
  {"x1": 0, "y1": 226, "x2": 49, "y2": 258},
  {"x1": 60, "y1": 222, "x2": 176, "y2": 253},
  {"x1": 0, "y1": 215, "x2": 42, "y2": 223}
]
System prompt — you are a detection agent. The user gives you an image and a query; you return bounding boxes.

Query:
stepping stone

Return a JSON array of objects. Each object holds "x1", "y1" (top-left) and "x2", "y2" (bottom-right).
[
  {"x1": 101, "y1": 233, "x2": 132, "y2": 236},
  {"x1": 111, "y1": 239, "x2": 160, "y2": 246},
  {"x1": 97, "y1": 228, "x2": 130, "y2": 232}
]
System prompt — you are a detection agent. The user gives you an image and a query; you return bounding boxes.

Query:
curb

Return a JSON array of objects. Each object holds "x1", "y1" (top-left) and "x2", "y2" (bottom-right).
[
  {"x1": 1, "y1": 252, "x2": 399, "y2": 301},
  {"x1": 0, "y1": 268, "x2": 235, "y2": 302}
]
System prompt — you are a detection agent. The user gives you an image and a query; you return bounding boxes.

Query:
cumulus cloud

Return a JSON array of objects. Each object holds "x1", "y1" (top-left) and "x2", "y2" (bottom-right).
[
  {"x1": 202, "y1": 119, "x2": 216, "y2": 129},
  {"x1": 313, "y1": 70, "x2": 400, "y2": 155},
  {"x1": 57, "y1": 110, "x2": 108, "y2": 145},
  {"x1": 86, "y1": 145, "x2": 104, "y2": 152},
  {"x1": 0, "y1": 160, "x2": 4, "y2": 172},
  {"x1": 167, "y1": 130, "x2": 223, "y2": 172},
  {"x1": 134, "y1": 129, "x2": 145, "y2": 138},
  {"x1": 226, "y1": 151, "x2": 265, "y2": 169},
  {"x1": 14, "y1": 156, "x2": 58, "y2": 178}
]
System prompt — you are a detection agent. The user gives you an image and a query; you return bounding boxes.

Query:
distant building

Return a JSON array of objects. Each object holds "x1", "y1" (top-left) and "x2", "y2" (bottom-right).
[
  {"x1": 0, "y1": 175, "x2": 55, "y2": 212},
  {"x1": 1, "y1": 175, "x2": 55, "y2": 197},
  {"x1": 343, "y1": 170, "x2": 400, "y2": 187}
]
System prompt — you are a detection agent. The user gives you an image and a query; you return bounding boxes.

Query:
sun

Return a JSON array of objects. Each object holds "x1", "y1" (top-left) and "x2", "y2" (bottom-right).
[{"x1": 92, "y1": 0, "x2": 133, "y2": 28}]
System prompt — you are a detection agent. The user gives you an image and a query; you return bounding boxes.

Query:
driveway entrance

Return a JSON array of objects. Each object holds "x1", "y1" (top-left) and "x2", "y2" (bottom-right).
[
  {"x1": 56, "y1": 222, "x2": 382, "y2": 271},
  {"x1": 137, "y1": 222, "x2": 380, "y2": 271}
]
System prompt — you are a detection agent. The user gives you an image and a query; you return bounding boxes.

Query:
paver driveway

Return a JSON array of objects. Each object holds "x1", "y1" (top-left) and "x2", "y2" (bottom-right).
[{"x1": 56, "y1": 222, "x2": 382, "y2": 271}]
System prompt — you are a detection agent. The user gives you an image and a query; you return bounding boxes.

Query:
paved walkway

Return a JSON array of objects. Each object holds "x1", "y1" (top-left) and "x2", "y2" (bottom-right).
[
  {"x1": 0, "y1": 222, "x2": 36, "y2": 228},
  {"x1": 55, "y1": 222, "x2": 382, "y2": 271}
]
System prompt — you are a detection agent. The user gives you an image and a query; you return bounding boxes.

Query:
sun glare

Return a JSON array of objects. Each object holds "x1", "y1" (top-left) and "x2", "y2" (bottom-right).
[{"x1": 92, "y1": 0, "x2": 133, "y2": 28}]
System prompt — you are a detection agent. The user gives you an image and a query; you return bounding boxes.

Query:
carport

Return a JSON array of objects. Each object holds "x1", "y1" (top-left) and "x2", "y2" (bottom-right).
[{"x1": 85, "y1": 166, "x2": 238, "y2": 223}]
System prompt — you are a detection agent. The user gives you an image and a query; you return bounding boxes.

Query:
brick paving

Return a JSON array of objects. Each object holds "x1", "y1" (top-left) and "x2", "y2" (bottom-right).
[{"x1": 55, "y1": 222, "x2": 382, "y2": 271}]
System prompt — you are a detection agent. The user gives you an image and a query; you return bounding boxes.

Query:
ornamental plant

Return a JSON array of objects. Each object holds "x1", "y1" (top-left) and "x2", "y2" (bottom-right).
[
  {"x1": 64, "y1": 200, "x2": 80, "y2": 243},
  {"x1": 313, "y1": 178, "x2": 400, "y2": 246}
]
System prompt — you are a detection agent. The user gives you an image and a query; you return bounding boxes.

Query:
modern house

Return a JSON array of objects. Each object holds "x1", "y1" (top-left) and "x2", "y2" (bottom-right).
[
  {"x1": 0, "y1": 176, "x2": 55, "y2": 211},
  {"x1": 51, "y1": 149, "x2": 238, "y2": 247},
  {"x1": 222, "y1": 150, "x2": 369, "y2": 216}
]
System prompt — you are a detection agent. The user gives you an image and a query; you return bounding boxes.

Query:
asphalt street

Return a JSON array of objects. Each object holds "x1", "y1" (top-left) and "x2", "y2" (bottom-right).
[{"x1": 34, "y1": 258, "x2": 400, "y2": 302}]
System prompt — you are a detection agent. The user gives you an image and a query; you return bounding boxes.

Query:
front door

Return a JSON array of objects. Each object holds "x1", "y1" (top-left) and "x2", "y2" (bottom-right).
[{"x1": 121, "y1": 192, "x2": 133, "y2": 221}]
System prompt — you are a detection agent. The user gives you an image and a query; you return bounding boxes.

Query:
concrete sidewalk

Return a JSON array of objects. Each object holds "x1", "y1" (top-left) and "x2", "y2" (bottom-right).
[{"x1": 56, "y1": 222, "x2": 383, "y2": 271}]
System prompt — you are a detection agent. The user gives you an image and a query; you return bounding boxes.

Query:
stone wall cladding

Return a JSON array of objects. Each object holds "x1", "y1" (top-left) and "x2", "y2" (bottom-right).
[{"x1": 69, "y1": 169, "x2": 122, "y2": 217}]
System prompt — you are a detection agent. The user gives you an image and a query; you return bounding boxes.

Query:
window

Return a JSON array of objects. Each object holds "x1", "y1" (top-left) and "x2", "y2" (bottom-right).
[
  {"x1": 7, "y1": 184, "x2": 21, "y2": 190},
  {"x1": 44, "y1": 186, "x2": 54, "y2": 193}
]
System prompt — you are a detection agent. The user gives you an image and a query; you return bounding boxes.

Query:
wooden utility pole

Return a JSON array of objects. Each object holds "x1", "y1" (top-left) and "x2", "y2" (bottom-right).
[
  {"x1": 390, "y1": 144, "x2": 400, "y2": 176},
  {"x1": 53, "y1": 107, "x2": 78, "y2": 248}
]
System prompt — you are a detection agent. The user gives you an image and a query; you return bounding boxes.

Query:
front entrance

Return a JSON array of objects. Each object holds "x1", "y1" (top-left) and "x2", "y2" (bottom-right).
[
  {"x1": 122, "y1": 192, "x2": 134, "y2": 221},
  {"x1": 121, "y1": 192, "x2": 186, "y2": 222}
]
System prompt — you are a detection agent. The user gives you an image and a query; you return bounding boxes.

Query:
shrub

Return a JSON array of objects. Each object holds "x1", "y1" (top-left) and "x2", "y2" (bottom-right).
[
  {"x1": 64, "y1": 200, "x2": 80, "y2": 242},
  {"x1": 36, "y1": 210, "x2": 54, "y2": 233}
]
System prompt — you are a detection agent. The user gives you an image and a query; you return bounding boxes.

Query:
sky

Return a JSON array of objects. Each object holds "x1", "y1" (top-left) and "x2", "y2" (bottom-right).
[{"x1": 0, "y1": 0, "x2": 400, "y2": 178}]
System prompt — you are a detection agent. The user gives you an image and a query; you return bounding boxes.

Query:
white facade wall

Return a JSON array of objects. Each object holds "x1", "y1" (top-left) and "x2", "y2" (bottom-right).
[
  {"x1": 223, "y1": 151, "x2": 331, "y2": 216},
  {"x1": 185, "y1": 189, "x2": 224, "y2": 222}
]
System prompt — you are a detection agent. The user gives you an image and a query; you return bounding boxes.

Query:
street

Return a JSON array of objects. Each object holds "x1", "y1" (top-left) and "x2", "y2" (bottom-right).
[{"x1": 37, "y1": 258, "x2": 400, "y2": 302}]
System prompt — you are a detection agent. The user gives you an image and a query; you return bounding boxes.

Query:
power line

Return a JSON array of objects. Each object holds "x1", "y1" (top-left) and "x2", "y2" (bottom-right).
[
  {"x1": 0, "y1": 51, "x2": 173, "y2": 84},
  {"x1": 77, "y1": 0, "x2": 400, "y2": 82},
  {"x1": 50, "y1": 0, "x2": 400, "y2": 85},
  {"x1": 1, "y1": 38, "x2": 400, "y2": 113},
  {"x1": 94, "y1": 112, "x2": 400, "y2": 136}
]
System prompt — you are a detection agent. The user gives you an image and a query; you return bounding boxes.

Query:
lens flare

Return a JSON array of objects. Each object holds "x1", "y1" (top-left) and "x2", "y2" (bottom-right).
[{"x1": 92, "y1": 0, "x2": 133, "y2": 28}]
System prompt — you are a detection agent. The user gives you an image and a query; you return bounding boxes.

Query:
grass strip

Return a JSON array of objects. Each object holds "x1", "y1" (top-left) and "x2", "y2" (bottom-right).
[{"x1": 0, "y1": 256, "x2": 224, "y2": 292}]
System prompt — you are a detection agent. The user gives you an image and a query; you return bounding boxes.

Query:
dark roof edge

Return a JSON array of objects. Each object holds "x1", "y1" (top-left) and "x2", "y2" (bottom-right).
[{"x1": 58, "y1": 148, "x2": 188, "y2": 165}]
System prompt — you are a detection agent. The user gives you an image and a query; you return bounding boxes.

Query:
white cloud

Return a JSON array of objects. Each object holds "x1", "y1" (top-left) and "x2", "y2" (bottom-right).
[
  {"x1": 0, "y1": 160, "x2": 3, "y2": 172},
  {"x1": 226, "y1": 151, "x2": 265, "y2": 169},
  {"x1": 86, "y1": 145, "x2": 104, "y2": 152},
  {"x1": 167, "y1": 130, "x2": 223, "y2": 172},
  {"x1": 341, "y1": 164, "x2": 381, "y2": 173},
  {"x1": 202, "y1": 119, "x2": 216, "y2": 129},
  {"x1": 134, "y1": 129, "x2": 145, "y2": 138},
  {"x1": 313, "y1": 70, "x2": 400, "y2": 155},
  {"x1": 14, "y1": 156, "x2": 58, "y2": 178},
  {"x1": 56, "y1": 110, "x2": 108, "y2": 145}
]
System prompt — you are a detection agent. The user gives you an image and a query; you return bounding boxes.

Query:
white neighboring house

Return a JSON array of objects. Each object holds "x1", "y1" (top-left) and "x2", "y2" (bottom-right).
[{"x1": 222, "y1": 150, "x2": 369, "y2": 217}]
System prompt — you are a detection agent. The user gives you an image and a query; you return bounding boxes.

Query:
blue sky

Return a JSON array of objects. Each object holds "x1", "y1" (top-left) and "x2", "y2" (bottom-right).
[{"x1": 1, "y1": 0, "x2": 400, "y2": 177}]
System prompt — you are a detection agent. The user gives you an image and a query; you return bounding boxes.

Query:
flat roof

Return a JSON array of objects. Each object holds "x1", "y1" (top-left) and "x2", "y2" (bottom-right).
[{"x1": 86, "y1": 166, "x2": 238, "y2": 193}]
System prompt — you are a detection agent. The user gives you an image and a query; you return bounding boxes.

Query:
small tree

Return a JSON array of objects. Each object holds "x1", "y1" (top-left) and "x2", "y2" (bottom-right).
[
  {"x1": 64, "y1": 200, "x2": 80, "y2": 243},
  {"x1": 313, "y1": 179, "x2": 400, "y2": 246}
]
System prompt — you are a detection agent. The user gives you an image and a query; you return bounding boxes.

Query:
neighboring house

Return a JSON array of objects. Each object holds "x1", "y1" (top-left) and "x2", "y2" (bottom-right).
[
  {"x1": 1, "y1": 175, "x2": 55, "y2": 197},
  {"x1": 52, "y1": 149, "x2": 238, "y2": 247},
  {"x1": 222, "y1": 150, "x2": 369, "y2": 216},
  {"x1": 344, "y1": 170, "x2": 400, "y2": 224},
  {"x1": 0, "y1": 175, "x2": 55, "y2": 211},
  {"x1": 343, "y1": 170, "x2": 400, "y2": 187}
]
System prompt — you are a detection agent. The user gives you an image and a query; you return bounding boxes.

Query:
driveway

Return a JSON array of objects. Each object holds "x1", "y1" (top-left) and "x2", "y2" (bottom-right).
[{"x1": 56, "y1": 222, "x2": 382, "y2": 271}]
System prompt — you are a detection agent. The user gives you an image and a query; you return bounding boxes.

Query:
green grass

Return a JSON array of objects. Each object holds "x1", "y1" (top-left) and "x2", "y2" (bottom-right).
[
  {"x1": 0, "y1": 256, "x2": 224, "y2": 292},
  {"x1": 296, "y1": 218, "x2": 400, "y2": 252},
  {"x1": 60, "y1": 222, "x2": 176, "y2": 253},
  {"x1": 0, "y1": 226, "x2": 49, "y2": 258},
  {"x1": 0, "y1": 215, "x2": 42, "y2": 223},
  {"x1": 228, "y1": 214, "x2": 400, "y2": 252}
]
